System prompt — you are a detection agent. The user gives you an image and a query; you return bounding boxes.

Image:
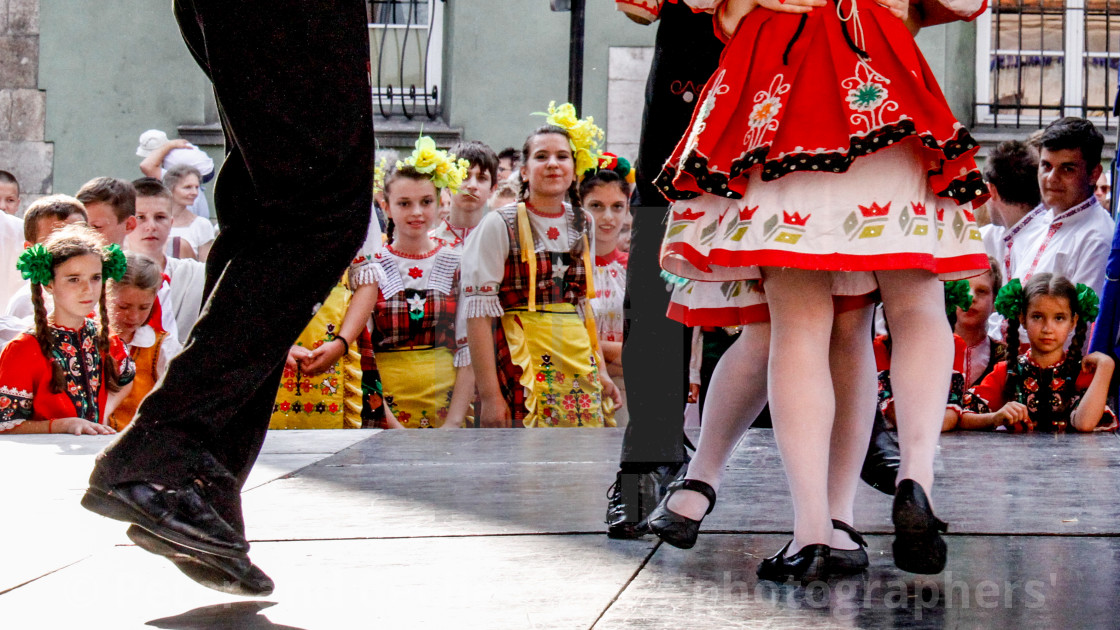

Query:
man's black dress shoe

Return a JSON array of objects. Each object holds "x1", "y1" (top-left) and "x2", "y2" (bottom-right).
[
  {"x1": 605, "y1": 461, "x2": 688, "y2": 539},
  {"x1": 829, "y1": 519, "x2": 869, "y2": 574},
  {"x1": 647, "y1": 479, "x2": 716, "y2": 549},
  {"x1": 757, "y1": 541, "x2": 830, "y2": 584},
  {"x1": 82, "y1": 481, "x2": 248, "y2": 558},
  {"x1": 892, "y1": 479, "x2": 948, "y2": 574},
  {"x1": 606, "y1": 471, "x2": 654, "y2": 539},
  {"x1": 860, "y1": 409, "x2": 900, "y2": 496},
  {"x1": 127, "y1": 525, "x2": 274, "y2": 597}
]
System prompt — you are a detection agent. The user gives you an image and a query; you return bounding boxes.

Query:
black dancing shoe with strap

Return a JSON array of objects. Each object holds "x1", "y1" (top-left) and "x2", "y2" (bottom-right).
[
  {"x1": 829, "y1": 519, "x2": 869, "y2": 574},
  {"x1": 646, "y1": 478, "x2": 716, "y2": 549}
]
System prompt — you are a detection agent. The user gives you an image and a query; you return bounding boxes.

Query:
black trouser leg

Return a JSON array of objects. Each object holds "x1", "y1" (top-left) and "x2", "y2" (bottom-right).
[
  {"x1": 91, "y1": 0, "x2": 372, "y2": 505},
  {"x1": 617, "y1": 205, "x2": 690, "y2": 469}
]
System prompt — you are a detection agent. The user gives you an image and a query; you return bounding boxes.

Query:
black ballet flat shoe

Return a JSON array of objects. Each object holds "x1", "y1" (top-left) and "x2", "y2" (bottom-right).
[
  {"x1": 646, "y1": 479, "x2": 717, "y2": 550},
  {"x1": 829, "y1": 519, "x2": 869, "y2": 574},
  {"x1": 892, "y1": 479, "x2": 949, "y2": 574},
  {"x1": 82, "y1": 481, "x2": 248, "y2": 558},
  {"x1": 127, "y1": 525, "x2": 274, "y2": 597},
  {"x1": 756, "y1": 541, "x2": 831, "y2": 584}
]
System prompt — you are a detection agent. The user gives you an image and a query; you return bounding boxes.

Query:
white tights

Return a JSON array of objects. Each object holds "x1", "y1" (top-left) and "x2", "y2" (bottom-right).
[
  {"x1": 666, "y1": 268, "x2": 947, "y2": 555},
  {"x1": 668, "y1": 284, "x2": 876, "y2": 552},
  {"x1": 874, "y1": 269, "x2": 952, "y2": 493}
]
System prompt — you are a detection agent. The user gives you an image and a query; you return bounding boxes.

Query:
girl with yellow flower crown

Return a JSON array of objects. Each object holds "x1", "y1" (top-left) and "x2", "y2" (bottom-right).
[
  {"x1": 0, "y1": 220, "x2": 135, "y2": 434},
  {"x1": 461, "y1": 107, "x2": 623, "y2": 428},
  {"x1": 648, "y1": 0, "x2": 992, "y2": 582},
  {"x1": 303, "y1": 137, "x2": 473, "y2": 429}
]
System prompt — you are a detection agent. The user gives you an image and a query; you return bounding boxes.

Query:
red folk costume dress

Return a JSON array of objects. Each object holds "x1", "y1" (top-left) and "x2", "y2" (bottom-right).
[
  {"x1": 0, "y1": 319, "x2": 135, "y2": 431},
  {"x1": 657, "y1": 0, "x2": 990, "y2": 325}
]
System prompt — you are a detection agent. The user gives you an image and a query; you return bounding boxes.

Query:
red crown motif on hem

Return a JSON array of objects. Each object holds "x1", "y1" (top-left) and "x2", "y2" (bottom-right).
[
  {"x1": 859, "y1": 202, "x2": 890, "y2": 218},
  {"x1": 782, "y1": 211, "x2": 810, "y2": 226},
  {"x1": 672, "y1": 208, "x2": 703, "y2": 222},
  {"x1": 910, "y1": 202, "x2": 927, "y2": 216},
  {"x1": 936, "y1": 208, "x2": 945, "y2": 221},
  {"x1": 739, "y1": 205, "x2": 759, "y2": 221}
]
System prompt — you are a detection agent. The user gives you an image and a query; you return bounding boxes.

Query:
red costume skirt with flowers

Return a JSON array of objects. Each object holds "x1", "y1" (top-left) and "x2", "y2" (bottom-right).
[{"x1": 657, "y1": 0, "x2": 990, "y2": 325}]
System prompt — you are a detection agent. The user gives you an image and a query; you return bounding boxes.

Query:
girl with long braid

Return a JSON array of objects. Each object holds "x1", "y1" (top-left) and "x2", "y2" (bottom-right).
[
  {"x1": 961, "y1": 274, "x2": 1116, "y2": 432},
  {"x1": 0, "y1": 222, "x2": 134, "y2": 434},
  {"x1": 463, "y1": 107, "x2": 622, "y2": 427}
]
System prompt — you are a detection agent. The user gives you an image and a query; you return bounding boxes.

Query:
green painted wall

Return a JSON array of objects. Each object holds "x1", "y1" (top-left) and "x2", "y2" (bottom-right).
[
  {"x1": 916, "y1": 20, "x2": 978, "y2": 126},
  {"x1": 443, "y1": 1, "x2": 656, "y2": 151},
  {"x1": 37, "y1": 2, "x2": 980, "y2": 203},
  {"x1": 39, "y1": 1, "x2": 219, "y2": 201}
]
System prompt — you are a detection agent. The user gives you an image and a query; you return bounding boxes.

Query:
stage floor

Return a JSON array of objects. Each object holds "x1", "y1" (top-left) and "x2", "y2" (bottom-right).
[{"x1": 2, "y1": 428, "x2": 1117, "y2": 629}]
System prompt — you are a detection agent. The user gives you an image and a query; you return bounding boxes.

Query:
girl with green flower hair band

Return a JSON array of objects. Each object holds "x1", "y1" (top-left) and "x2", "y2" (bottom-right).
[
  {"x1": 300, "y1": 136, "x2": 474, "y2": 429},
  {"x1": 0, "y1": 223, "x2": 135, "y2": 435},
  {"x1": 959, "y1": 273, "x2": 1115, "y2": 433}
]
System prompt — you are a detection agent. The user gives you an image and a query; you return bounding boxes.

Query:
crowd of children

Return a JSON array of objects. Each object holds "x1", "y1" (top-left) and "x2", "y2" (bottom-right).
[{"x1": 0, "y1": 104, "x2": 1115, "y2": 448}]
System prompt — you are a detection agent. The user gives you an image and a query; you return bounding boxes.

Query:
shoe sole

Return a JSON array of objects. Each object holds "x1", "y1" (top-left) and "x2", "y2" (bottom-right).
[
  {"x1": 81, "y1": 488, "x2": 248, "y2": 559},
  {"x1": 127, "y1": 527, "x2": 274, "y2": 597},
  {"x1": 606, "y1": 521, "x2": 649, "y2": 540}
]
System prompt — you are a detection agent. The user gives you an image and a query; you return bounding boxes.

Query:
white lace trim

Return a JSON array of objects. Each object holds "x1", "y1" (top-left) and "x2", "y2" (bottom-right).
[
  {"x1": 428, "y1": 248, "x2": 461, "y2": 296},
  {"x1": 463, "y1": 295, "x2": 504, "y2": 319},
  {"x1": 349, "y1": 261, "x2": 381, "y2": 289},
  {"x1": 453, "y1": 346, "x2": 472, "y2": 368},
  {"x1": 376, "y1": 256, "x2": 405, "y2": 298},
  {"x1": 0, "y1": 385, "x2": 33, "y2": 398}
]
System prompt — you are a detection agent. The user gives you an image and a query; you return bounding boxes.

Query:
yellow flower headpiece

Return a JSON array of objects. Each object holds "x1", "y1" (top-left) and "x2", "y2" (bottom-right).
[
  {"x1": 536, "y1": 101, "x2": 604, "y2": 178},
  {"x1": 373, "y1": 156, "x2": 389, "y2": 195},
  {"x1": 396, "y1": 136, "x2": 469, "y2": 194}
]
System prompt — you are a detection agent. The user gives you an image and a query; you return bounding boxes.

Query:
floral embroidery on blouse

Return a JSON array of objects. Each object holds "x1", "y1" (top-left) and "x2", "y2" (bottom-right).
[{"x1": 547, "y1": 227, "x2": 561, "y2": 240}]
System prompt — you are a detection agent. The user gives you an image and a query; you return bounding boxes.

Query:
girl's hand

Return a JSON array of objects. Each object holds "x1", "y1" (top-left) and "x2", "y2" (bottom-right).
[
  {"x1": 384, "y1": 405, "x2": 405, "y2": 429},
  {"x1": 303, "y1": 339, "x2": 347, "y2": 375},
  {"x1": 1082, "y1": 352, "x2": 1115, "y2": 374},
  {"x1": 52, "y1": 417, "x2": 116, "y2": 436},
  {"x1": 994, "y1": 401, "x2": 1030, "y2": 429},
  {"x1": 876, "y1": 0, "x2": 910, "y2": 20},
  {"x1": 286, "y1": 345, "x2": 312, "y2": 372},
  {"x1": 600, "y1": 372, "x2": 623, "y2": 408},
  {"x1": 480, "y1": 394, "x2": 512, "y2": 428}
]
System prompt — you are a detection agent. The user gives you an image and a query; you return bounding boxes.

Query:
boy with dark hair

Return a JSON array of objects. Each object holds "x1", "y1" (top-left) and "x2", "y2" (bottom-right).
[
  {"x1": 430, "y1": 140, "x2": 498, "y2": 248},
  {"x1": 76, "y1": 177, "x2": 137, "y2": 247},
  {"x1": 0, "y1": 195, "x2": 89, "y2": 345},
  {"x1": 0, "y1": 170, "x2": 20, "y2": 216},
  {"x1": 496, "y1": 147, "x2": 520, "y2": 183},
  {"x1": 981, "y1": 140, "x2": 1045, "y2": 280},
  {"x1": 1009, "y1": 117, "x2": 1113, "y2": 295}
]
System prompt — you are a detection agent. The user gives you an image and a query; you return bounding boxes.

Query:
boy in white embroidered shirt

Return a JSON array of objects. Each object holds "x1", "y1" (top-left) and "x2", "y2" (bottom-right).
[{"x1": 1009, "y1": 118, "x2": 1113, "y2": 297}]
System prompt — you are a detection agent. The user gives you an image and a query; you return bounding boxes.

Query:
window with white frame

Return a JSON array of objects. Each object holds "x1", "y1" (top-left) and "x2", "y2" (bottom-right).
[
  {"x1": 975, "y1": 0, "x2": 1118, "y2": 129},
  {"x1": 369, "y1": 0, "x2": 445, "y2": 120}
]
